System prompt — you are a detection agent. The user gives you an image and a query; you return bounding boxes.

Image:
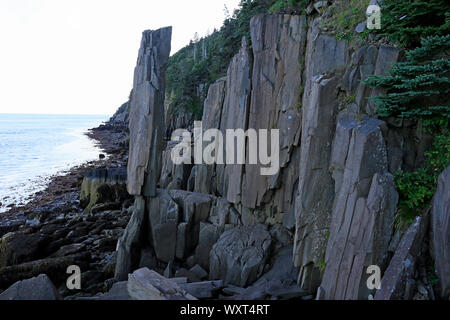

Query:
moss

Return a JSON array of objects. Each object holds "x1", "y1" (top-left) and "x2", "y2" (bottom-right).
[{"x1": 318, "y1": 258, "x2": 326, "y2": 272}]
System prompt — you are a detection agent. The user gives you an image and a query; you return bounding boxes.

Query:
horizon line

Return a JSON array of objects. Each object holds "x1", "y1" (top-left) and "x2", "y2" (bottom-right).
[{"x1": 0, "y1": 112, "x2": 111, "y2": 116}]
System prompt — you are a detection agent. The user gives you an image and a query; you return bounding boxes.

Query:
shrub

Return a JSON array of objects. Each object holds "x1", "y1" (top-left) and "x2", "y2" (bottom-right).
[
  {"x1": 395, "y1": 134, "x2": 450, "y2": 223},
  {"x1": 366, "y1": 35, "x2": 450, "y2": 129},
  {"x1": 376, "y1": 0, "x2": 450, "y2": 47}
]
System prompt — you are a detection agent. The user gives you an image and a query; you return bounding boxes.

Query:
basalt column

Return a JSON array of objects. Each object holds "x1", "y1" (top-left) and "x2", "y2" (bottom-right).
[
  {"x1": 127, "y1": 27, "x2": 172, "y2": 197},
  {"x1": 115, "y1": 27, "x2": 172, "y2": 280}
]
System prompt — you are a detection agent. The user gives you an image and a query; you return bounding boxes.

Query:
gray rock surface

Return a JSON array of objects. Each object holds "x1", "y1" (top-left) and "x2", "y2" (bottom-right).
[
  {"x1": 218, "y1": 38, "x2": 252, "y2": 203},
  {"x1": 127, "y1": 267, "x2": 196, "y2": 300},
  {"x1": 0, "y1": 274, "x2": 60, "y2": 300},
  {"x1": 97, "y1": 281, "x2": 131, "y2": 300},
  {"x1": 242, "y1": 14, "x2": 307, "y2": 209},
  {"x1": 431, "y1": 166, "x2": 450, "y2": 299},
  {"x1": 115, "y1": 197, "x2": 146, "y2": 280},
  {"x1": 293, "y1": 75, "x2": 339, "y2": 292},
  {"x1": 127, "y1": 27, "x2": 172, "y2": 196},
  {"x1": 147, "y1": 190, "x2": 179, "y2": 263},
  {"x1": 209, "y1": 224, "x2": 272, "y2": 287},
  {"x1": 179, "y1": 280, "x2": 223, "y2": 299},
  {"x1": 375, "y1": 216, "x2": 428, "y2": 300},
  {"x1": 319, "y1": 116, "x2": 398, "y2": 300}
]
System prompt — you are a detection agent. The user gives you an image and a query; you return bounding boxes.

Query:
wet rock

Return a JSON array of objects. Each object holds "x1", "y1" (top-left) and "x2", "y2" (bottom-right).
[
  {"x1": 0, "y1": 252, "x2": 90, "y2": 290},
  {"x1": 0, "y1": 274, "x2": 60, "y2": 300},
  {"x1": 51, "y1": 243, "x2": 86, "y2": 258},
  {"x1": 80, "y1": 168, "x2": 129, "y2": 211},
  {"x1": 0, "y1": 231, "x2": 48, "y2": 267},
  {"x1": 210, "y1": 224, "x2": 272, "y2": 287}
]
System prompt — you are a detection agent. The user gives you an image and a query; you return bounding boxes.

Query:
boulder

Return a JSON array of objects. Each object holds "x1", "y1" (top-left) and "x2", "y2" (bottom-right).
[
  {"x1": 80, "y1": 167, "x2": 129, "y2": 211},
  {"x1": 256, "y1": 246, "x2": 298, "y2": 285},
  {"x1": 127, "y1": 27, "x2": 172, "y2": 196},
  {"x1": 0, "y1": 252, "x2": 90, "y2": 290},
  {"x1": 127, "y1": 268, "x2": 196, "y2": 300},
  {"x1": 0, "y1": 231, "x2": 47, "y2": 268},
  {"x1": 209, "y1": 224, "x2": 272, "y2": 287},
  {"x1": 0, "y1": 274, "x2": 60, "y2": 300},
  {"x1": 431, "y1": 166, "x2": 450, "y2": 299}
]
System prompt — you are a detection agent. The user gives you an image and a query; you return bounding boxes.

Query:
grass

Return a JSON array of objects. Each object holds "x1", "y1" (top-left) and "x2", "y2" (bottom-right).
[{"x1": 321, "y1": 0, "x2": 371, "y2": 41}]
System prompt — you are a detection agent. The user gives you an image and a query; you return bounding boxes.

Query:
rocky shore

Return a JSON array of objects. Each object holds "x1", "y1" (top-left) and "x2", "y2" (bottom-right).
[{"x1": 0, "y1": 118, "x2": 132, "y2": 299}]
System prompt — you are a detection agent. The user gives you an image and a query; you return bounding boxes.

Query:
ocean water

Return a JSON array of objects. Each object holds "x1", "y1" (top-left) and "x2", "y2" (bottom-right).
[{"x1": 0, "y1": 114, "x2": 110, "y2": 213}]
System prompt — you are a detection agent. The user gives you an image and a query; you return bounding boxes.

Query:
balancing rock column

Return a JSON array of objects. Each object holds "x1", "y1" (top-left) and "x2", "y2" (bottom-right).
[
  {"x1": 127, "y1": 27, "x2": 172, "y2": 197},
  {"x1": 115, "y1": 27, "x2": 172, "y2": 281}
]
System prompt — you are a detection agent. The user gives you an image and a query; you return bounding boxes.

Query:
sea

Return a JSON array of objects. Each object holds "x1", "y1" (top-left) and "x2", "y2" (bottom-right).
[{"x1": 0, "y1": 113, "x2": 110, "y2": 213}]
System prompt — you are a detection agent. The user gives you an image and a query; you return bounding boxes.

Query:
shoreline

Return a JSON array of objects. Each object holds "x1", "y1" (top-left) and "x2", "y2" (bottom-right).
[
  {"x1": 0, "y1": 120, "x2": 130, "y2": 298},
  {"x1": 0, "y1": 123, "x2": 127, "y2": 226}
]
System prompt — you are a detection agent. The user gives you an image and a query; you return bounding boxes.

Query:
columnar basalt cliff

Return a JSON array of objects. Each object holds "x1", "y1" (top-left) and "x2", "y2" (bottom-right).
[{"x1": 110, "y1": 13, "x2": 448, "y2": 301}]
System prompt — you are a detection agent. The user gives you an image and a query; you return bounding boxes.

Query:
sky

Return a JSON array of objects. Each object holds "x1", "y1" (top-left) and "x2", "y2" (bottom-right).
[{"x1": 0, "y1": 0, "x2": 241, "y2": 115}]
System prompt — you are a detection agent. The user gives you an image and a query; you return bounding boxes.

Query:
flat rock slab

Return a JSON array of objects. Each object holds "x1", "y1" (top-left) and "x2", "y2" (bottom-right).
[
  {"x1": 127, "y1": 267, "x2": 197, "y2": 300},
  {"x1": 179, "y1": 280, "x2": 224, "y2": 299}
]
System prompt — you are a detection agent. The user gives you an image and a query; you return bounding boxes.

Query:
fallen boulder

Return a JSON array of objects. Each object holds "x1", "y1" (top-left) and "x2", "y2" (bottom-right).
[
  {"x1": 209, "y1": 224, "x2": 272, "y2": 287},
  {"x1": 0, "y1": 274, "x2": 60, "y2": 300}
]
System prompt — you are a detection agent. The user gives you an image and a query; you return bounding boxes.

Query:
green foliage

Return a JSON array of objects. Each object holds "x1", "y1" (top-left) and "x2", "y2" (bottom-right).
[
  {"x1": 366, "y1": 35, "x2": 450, "y2": 129},
  {"x1": 395, "y1": 134, "x2": 450, "y2": 223},
  {"x1": 376, "y1": 0, "x2": 450, "y2": 47},
  {"x1": 166, "y1": 0, "x2": 278, "y2": 120},
  {"x1": 428, "y1": 266, "x2": 439, "y2": 286},
  {"x1": 321, "y1": 0, "x2": 370, "y2": 41},
  {"x1": 269, "y1": 0, "x2": 309, "y2": 13}
]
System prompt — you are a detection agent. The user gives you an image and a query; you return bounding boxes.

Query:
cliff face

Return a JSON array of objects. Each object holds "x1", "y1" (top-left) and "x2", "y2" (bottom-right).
[{"x1": 118, "y1": 14, "x2": 449, "y2": 300}]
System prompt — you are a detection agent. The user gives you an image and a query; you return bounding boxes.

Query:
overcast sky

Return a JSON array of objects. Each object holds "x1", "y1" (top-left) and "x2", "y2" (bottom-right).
[{"x1": 0, "y1": 0, "x2": 241, "y2": 115}]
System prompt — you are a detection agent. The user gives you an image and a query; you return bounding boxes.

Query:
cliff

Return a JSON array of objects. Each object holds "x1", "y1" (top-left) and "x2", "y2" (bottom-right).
[{"x1": 115, "y1": 11, "x2": 449, "y2": 301}]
